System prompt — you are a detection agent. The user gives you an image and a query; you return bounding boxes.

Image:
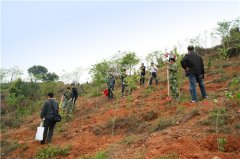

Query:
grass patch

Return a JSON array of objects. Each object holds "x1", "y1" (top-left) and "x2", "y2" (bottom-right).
[
  {"x1": 94, "y1": 151, "x2": 107, "y2": 159},
  {"x1": 80, "y1": 151, "x2": 108, "y2": 159},
  {"x1": 199, "y1": 107, "x2": 228, "y2": 129},
  {"x1": 142, "y1": 87, "x2": 153, "y2": 97},
  {"x1": 1, "y1": 140, "x2": 19, "y2": 156},
  {"x1": 120, "y1": 135, "x2": 146, "y2": 146},
  {"x1": 175, "y1": 105, "x2": 186, "y2": 115},
  {"x1": 152, "y1": 118, "x2": 175, "y2": 132},
  {"x1": 35, "y1": 145, "x2": 71, "y2": 159},
  {"x1": 235, "y1": 124, "x2": 240, "y2": 129},
  {"x1": 211, "y1": 76, "x2": 229, "y2": 83},
  {"x1": 155, "y1": 153, "x2": 179, "y2": 159}
]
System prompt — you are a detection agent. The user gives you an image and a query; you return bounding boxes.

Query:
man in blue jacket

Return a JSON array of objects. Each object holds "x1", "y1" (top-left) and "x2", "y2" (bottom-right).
[
  {"x1": 181, "y1": 45, "x2": 208, "y2": 102},
  {"x1": 40, "y1": 92, "x2": 59, "y2": 144}
]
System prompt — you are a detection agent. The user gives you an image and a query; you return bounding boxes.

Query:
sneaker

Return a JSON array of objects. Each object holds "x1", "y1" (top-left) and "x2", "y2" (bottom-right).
[
  {"x1": 191, "y1": 100, "x2": 196, "y2": 103},
  {"x1": 203, "y1": 96, "x2": 208, "y2": 99}
]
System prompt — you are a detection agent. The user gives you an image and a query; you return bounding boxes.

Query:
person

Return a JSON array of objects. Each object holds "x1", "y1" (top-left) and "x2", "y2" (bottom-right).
[
  {"x1": 61, "y1": 87, "x2": 72, "y2": 112},
  {"x1": 149, "y1": 62, "x2": 158, "y2": 85},
  {"x1": 121, "y1": 68, "x2": 127, "y2": 97},
  {"x1": 107, "y1": 73, "x2": 115, "y2": 100},
  {"x1": 167, "y1": 58, "x2": 179, "y2": 100},
  {"x1": 71, "y1": 84, "x2": 78, "y2": 112},
  {"x1": 181, "y1": 45, "x2": 208, "y2": 102},
  {"x1": 40, "y1": 92, "x2": 59, "y2": 144},
  {"x1": 140, "y1": 63, "x2": 146, "y2": 85}
]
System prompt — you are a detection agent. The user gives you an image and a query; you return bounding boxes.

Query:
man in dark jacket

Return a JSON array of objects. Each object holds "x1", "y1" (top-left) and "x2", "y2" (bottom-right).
[
  {"x1": 140, "y1": 63, "x2": 146, "y2": 85},
  {"x1": 181, "y1": 45, "x2": 208, "y2": 102},
  {"x1": 71, "y1": 84, "x2": 78, "y2": 112},
  {"x1": 107, "y1": 73, "x2": 115, "y2": 100},
  {"x1": 40, "y1": 92, "x2": 59, "y2": 144}
]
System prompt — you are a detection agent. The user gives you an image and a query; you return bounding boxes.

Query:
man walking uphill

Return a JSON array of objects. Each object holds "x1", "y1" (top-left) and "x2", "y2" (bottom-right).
[
  {"x1": 71, "y1": 84, "x2": 78, "y2": 112},
  {"x1": 149, "y1": 62, "x2": 158, "y2": 85},
  {"x1": 140, "y1": 63, "x2": 146, "y2": 85},
  {"x1": 40, "y1": 93, "x2": 59, "y2": 144},
  {"x1": 107, "y1": 73, "x2": 115, "y2": 100},
  {"x1": 181, "y1": 45, "x2": 208, "y2": 102}
]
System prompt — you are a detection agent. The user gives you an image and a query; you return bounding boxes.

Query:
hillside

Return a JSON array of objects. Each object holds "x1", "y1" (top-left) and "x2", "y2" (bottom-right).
[{"x1": 1, "y1": 56, "x2": 240, "y2": 159}]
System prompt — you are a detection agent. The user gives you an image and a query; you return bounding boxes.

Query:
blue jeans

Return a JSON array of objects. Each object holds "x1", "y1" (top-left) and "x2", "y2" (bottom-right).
[{"x1": 188, "y1": 74, "x2": 207, "y2": 101}]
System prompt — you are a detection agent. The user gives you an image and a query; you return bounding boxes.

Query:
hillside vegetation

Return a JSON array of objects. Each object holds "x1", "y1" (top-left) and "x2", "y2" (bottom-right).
[
  {"x1": 1, "y1": 18, "x2": 240, "y2": 159},
  {"x1": 1, "y1": 53, "x2": 240, "y2": 159}
]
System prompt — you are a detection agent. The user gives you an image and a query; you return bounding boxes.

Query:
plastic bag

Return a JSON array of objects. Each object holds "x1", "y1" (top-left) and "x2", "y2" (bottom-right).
[{"x1": 35, "y1": 121, "x2": 44, "y2": 141}]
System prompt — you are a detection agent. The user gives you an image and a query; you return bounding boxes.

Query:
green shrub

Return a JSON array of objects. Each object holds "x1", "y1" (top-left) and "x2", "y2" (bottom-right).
[
  {"x1": 217, "y1": 138, "x2": 227, "y2": 151},
  {"x1": 94, "y1": 151, "x2": 107, "y2": 159},
  {"x1": 200, "y1": 107, "x2": 228, "y2": 128},
  {"x1": 35, "y1": 145, "x2": 71, "y2": 159},
  {"x1": 152, "y1": 118, "x2": 174, "y2": 132},
  {"x1": 39, "y1": 82, "x2": 58, "y2": 96}
]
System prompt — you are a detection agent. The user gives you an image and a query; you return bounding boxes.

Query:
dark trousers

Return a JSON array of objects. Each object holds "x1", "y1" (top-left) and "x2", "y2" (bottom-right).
[
  {"x1": 149, "y1": 72, "x2": 158, "y2": 85},
  {"x1": 42, "y1": 118, "x2": 56, "y2": 143},
  {"x1": 122, "y1": 83, "x2": 126, "y2": 97},
  {"x1": 72, "y1": 97, "x2": 77, "y2": 112},
  {"x1": 140, "y1": 73, "x2": 145, "y2": 85},
  {"x1": 108, "y1": 86, "x2": 114, "y2": 99}
]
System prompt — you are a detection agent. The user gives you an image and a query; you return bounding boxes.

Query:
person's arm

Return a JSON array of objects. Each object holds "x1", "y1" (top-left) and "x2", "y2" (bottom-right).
[
  {"x1": 180, "y1": 56, "x2": 188, "y2": 69},
  {"x1": 201, "y1": 57, "x2": 205, "y2": 79},
  {"x1": 40, "y1": 101, "x2": 47, "y2": 119}
]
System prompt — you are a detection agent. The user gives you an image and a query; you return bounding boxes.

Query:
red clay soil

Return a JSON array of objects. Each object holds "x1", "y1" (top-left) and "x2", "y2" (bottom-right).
[{"x1": 1, "y1": 58, "x2": 240, "y2": 159}]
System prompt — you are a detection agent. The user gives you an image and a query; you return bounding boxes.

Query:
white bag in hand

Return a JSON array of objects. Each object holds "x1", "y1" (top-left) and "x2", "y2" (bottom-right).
[{"x1": 35, "y1": 121, "x2": 44, "y2": 141}]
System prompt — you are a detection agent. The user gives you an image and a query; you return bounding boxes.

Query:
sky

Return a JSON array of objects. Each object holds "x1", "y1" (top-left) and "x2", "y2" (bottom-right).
[{"x1": 1, "y1": 0, "x2": 239, "y2": 83}]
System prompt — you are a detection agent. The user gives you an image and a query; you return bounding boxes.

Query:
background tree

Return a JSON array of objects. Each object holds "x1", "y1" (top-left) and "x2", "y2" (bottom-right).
[
  {"x1": 90, "y1": 60, "x2": 111, "y2": 84},
  {"x1": 60, "y1": 67, "x2": 85, "y2": 84},
  {"x1": 28, "y1": 65, "x2": 48, "y2": 82},
  {"x1": 120, "y1": 52, "x2": 139, "y2": 75},
  {"x1": 89, "y1": 60, "x2": 111, "y2": 96},
  {"x1": 42, "y1": 72, "x2": 59, "y2": 82},
  {"x1": 0, "y1": 68, "x2": 8, "y2": 83},
  {"x1": 1, "y1": 66, "x2": 23, "y2": 83},
  {"x1": 215, "y1": 20, "x2": 232, "y2": 48},
  {"x1": 145, "y1": 51, "x2": 164, "y2": 68}
]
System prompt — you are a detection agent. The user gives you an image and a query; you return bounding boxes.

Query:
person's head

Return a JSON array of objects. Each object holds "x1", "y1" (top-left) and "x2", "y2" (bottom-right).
[
  {"x1": 169, "y1": 58, "x2": 176, "y2": 63},
  {"x1": 187, "y1": 45, "x2": 194, "y2": 52},
  {"x1": 151, "y1": 62, "x2": 154, "y2": 66},
  {"x1": 67, "y1": 87, "x2": 70, "y2": 90},
  {"x1": 48, "y1": 92, "x2": 54, "y2": 99},
  {"x1": 141, "y1": 63, "x2": 144, "y2": 66}
]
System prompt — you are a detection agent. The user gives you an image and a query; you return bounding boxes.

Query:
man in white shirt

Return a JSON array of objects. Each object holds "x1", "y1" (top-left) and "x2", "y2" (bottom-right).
[{"x1": 149, "y1": 62, "x2": 158, "y2": 85}]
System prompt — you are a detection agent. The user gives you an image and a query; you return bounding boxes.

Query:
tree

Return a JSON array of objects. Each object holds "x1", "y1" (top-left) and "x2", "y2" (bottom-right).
[
  {"x1": 0, "y1": 68, "x2": 8, "y2": 83},
  {"x1": 120, "y1": 52, "x2": 139, "y2": 75},
  {"x1": 8, "y1": 66, "x2": 23, "y2": 83},
  {"x1": 90, "y1": 60, "x2": 111, "y2": 85},
  {"x1": 42, "y1": 72, "x2": 59, "y2": 82},
  {"x1": 0, "y1": 66, "x2": 23, "y2": 83},
  {"x1": 215, "y1": 20, "x2": 231, "y2": 48},
  {"x1": 28, "y1": 65, "x2": 48, "y2": 82},
  {"x1": 189, "y1": 35, "x2": 202, "y2": 47},
  {"x1": 145, "y1": 51, "x2": 164, "y2": 68}
]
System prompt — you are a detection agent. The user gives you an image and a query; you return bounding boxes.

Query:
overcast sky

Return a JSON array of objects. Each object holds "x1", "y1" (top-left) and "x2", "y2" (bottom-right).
[{"x1": 1, "y1": 0, "x2": 239, "y2": 82}]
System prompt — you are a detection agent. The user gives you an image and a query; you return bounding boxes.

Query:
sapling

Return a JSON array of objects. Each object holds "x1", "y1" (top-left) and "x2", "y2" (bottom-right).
[{"x1": 217, "y1": 138, "x2": 227, "y2": 152}]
